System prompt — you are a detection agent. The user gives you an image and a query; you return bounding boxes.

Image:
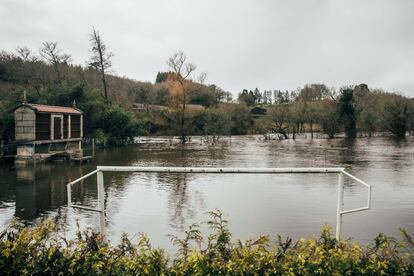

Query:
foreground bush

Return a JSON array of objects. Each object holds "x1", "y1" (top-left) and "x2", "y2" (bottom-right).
[{"x1": 1, "y1": 210, "x2": 413, "y2": 275}]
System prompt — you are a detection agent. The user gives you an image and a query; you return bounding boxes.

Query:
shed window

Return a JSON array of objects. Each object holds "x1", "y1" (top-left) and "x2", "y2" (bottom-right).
[
  {"x1": 35, "y1": 113, "x2": 51, "y2": 140},
  {"x1": 71, "y1": 115, "x2": 81, "y2": 138}
]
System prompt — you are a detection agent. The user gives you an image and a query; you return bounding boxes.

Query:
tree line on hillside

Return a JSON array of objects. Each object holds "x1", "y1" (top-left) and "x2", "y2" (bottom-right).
[
  {"x1": 0, "y1": 33, "x2": 413, "y2": 143},
  {"x1": 238, "y1": 84, "x2": 336, "y2": 106}
]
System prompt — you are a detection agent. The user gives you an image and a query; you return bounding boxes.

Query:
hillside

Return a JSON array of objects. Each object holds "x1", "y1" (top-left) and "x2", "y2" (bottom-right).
[{"x1": 0, "y1": 51, "x2": 150, "y2": 108}]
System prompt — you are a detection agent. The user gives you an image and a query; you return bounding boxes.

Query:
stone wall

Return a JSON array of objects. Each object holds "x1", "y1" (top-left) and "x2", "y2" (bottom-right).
[{"x1": 15, "y1": 106, "x2": 35, "y2": 141}]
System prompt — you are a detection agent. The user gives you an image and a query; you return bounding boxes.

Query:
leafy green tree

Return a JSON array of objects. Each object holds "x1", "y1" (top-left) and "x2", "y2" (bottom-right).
[
  {"x1": 155, "y1": 71, "x2": 170, "y2": 83},
  {"x1": 338, "y1": 89, "x2": 357, "y2": 138},
  {"x1": 238, "y1": 90, "x2": 255, "y2": 106},
  {"x1": 193, "y1": 107, "x2": 231, "y2": 141},
  {"x1": 101, "y1": 104, "x2": 139, "y2": 144},
  {"x1": 353, "y1": 84, "x2": 378, "y2": 137},
  {"x1": 189, "y1": 87, "x2": 216, "y2": 107},
  {"x1": 211, "y1": 85, "x2": 227, "y2": 105},
  {"x1": 229, "y1": 104, "x2": 252, "y2": 135},
  {"x1": 131, "y1": 82, "x2": 152, "y2": 104}
]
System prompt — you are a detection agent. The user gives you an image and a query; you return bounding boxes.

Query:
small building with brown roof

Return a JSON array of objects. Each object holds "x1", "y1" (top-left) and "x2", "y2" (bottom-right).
[{"x1": 14, "y1": 95, "x2": 84, "y2": 164}]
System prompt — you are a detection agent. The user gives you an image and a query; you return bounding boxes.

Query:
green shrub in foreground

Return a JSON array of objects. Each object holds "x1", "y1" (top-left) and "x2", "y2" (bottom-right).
[{"x1": 0, "y1": 210, "x2": 413, "y2": 275}]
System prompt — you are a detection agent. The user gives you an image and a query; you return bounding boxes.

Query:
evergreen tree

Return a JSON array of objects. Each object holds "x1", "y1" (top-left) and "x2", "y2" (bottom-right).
[
  {"x1": 155, "y1": 72, "x2": 169, "y2": 83},
  {"x1": 338, "y1": 89, "x2": 357, "y2": 138}
]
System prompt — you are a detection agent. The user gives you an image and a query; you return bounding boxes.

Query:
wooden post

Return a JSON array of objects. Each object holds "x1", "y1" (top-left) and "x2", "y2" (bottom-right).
[
  {"x1": 68, "y1": 115, "x2": 71, "y2": 139},
  {"x1": 92, "y1": 138, "x2": 95, "y2": 157},
  {"x1": 0, "y1": 141, "x2": 3, "y2": 158}
]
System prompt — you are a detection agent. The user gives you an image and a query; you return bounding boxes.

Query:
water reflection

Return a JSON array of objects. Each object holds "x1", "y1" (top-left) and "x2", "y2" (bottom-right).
[
  {"x1": 163, "y1": 173, "x2": 192, "y2": 230},
  {"x1": 10, "y1": 164, "x2": 88, "y2": 221}
]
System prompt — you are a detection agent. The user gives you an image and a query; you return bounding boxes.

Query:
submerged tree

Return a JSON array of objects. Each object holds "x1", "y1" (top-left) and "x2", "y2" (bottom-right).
[
  {"x1": 319, "y1": 99, "x2": 341, "y2": 138},
  {"x1": 353, "y1": 84, "x2": 378, "y2": 137},
  {"x1": 89, "y1": 28, "x2": 113, "y2": 100},
  {"x1": 166, "y1": 51, "x2": 205, "y2": 142},
  {"x1": 338, "y1": 89, "x2": 357, "y2": 138},
  {"x1": 383, "y1": 96, "x2": 408, "y2": 139},
  {"x1": 264, "y1": 105, "x2": 291, "y2": 139},
  {"x1": 408, "y1": 99, "x2": 414, "y2": 136},
  {"x1": 229, "y1": 104, "x2": 252, "y2": 135},
  {"x1": 202, "y1": 107, "x2": 231, "y2": 141}
]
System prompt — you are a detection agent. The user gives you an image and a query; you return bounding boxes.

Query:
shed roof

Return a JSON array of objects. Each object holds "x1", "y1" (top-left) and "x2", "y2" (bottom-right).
[{"x1": 20, "y1": 103, "x2": 82, "y2": 115}]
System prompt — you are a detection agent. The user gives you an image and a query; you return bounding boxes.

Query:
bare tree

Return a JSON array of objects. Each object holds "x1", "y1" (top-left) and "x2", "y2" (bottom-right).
[
  {"x1": 16, "y1": 46, "x2": 37, "y2": 62},
  {"x1": 89, "y1": 28, "x2": 113, "y2": 100},
  {"x1": 383, "y1": 95, "x2": 408, "y2": 139},
  {"x1": 39, "y1": 41, "x2": 71, "y2": 83},
  {"x1": 264, "y1": 105, "x2": 291, "y2": 139},
  {"x1": 14, "y1": 47, "x2": 46, "y2": 94},
  {"x1": 166, "y1": 51, "x2": 206, "y2": 142},
  {"x1": 318, "y1": 99, "x2": 340, "y2": 138}
]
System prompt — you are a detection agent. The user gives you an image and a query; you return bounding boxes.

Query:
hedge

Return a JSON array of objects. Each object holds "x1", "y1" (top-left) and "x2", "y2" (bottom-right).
[{"x1": 1, "y1": 210, "x2": 413, "y2": 275}]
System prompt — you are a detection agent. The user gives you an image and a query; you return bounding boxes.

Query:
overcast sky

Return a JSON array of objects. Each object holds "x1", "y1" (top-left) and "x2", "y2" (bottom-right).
[{"x1": 1, "y1": 0, "x2": 413, "y2": 96}]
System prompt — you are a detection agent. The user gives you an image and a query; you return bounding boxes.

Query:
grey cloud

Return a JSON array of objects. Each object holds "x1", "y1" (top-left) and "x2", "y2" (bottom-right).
[{"x1": 1, "y1": 0, "x2": 413, "y2": 96}]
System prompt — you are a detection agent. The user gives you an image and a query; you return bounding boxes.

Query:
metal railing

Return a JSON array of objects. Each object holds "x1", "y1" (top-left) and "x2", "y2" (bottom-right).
[{"x1": 67, "y1": 166, "x2": 371, "y2": 240}]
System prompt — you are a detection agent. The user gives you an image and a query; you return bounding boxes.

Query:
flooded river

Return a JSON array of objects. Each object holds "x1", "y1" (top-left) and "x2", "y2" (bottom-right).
[{"x1": 0, "y1": 136, "x2": 413, "y2": 250}]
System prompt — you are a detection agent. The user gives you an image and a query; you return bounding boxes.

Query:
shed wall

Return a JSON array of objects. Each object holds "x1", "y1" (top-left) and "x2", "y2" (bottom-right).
[
  {"x1": 36, "y1": 113, "x2": 51, "y2": 140},
  {"x1": 15, "y1": 107, "x2": 35, "y2": 141}
]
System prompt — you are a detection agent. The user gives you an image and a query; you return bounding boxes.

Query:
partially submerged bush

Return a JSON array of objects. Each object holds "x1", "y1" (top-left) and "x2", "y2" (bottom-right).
[{"x1": 1, "y1": 210, "x2": 413, "y2": 275}]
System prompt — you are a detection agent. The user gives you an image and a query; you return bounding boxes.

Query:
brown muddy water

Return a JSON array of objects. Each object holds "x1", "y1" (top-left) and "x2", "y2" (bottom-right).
[{"x1": 0, "y1": 136, "x2": 413, "y2": 250}]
